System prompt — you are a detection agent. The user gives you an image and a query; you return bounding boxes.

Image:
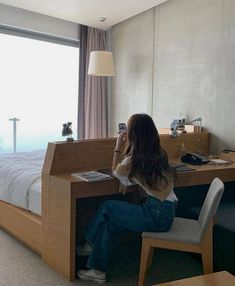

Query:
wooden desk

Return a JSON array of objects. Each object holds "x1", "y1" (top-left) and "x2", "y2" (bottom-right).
[
  {"x1": 41, "y1": 136, "x2": 235, "y2": 281},
  {"x1": 153, "y1": 271, "x2": 235, "y2": 286},
  {"x1": 42, "y1": 153, "x2": 235, "y2": 281},
  {"x1": 175, "y1": 152, "x2": 235, "y2": 187}
]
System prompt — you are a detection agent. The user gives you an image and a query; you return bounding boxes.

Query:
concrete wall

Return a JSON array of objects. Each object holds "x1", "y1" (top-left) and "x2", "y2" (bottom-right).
[
  {"x1": 111, "y1": 0, "x2": 235, "y2": 153},
  {"x1": 110, "y1": 9, "x2": 154, "y2": 135}
]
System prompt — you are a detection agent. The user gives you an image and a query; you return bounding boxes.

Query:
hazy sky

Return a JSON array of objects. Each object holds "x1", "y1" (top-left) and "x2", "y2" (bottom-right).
[{"x1": 0, "y1": 33, "x2": 79, "y2": 152}]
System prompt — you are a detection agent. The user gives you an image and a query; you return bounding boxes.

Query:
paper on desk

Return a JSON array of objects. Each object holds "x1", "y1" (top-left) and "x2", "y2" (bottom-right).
[{"x1": 209, "y1": 159, "x2": 231, "y2": 164}]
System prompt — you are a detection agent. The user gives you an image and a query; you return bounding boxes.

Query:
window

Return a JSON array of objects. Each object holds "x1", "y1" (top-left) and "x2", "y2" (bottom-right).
[{"x1": 0, "y1": 33, "x2": 79, "y2": 153}]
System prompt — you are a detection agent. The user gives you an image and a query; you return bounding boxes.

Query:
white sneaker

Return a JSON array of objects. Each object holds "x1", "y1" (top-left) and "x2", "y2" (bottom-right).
[
  {"x1": 78, "y1": 269, "x2": 107, "y2": 284},
  {"x1": 76, "y1": 242, "x2": 92, "y2": 256}
]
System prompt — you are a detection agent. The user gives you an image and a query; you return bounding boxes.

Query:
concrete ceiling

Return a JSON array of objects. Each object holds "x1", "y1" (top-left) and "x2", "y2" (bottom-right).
[{"x1": 0, "y1": 0, "x2": 168, "y2": 29}]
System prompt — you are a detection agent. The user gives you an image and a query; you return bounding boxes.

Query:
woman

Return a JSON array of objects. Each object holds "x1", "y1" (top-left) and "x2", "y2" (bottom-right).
[{"x1": 77, "y1": 113, "x2": 177, "y2": 284}]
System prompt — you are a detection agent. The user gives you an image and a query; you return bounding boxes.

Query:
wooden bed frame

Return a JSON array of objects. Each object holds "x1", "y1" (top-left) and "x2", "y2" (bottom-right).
[{"x1": 4, "y1": 131, "x2": 233, "y2": 280}]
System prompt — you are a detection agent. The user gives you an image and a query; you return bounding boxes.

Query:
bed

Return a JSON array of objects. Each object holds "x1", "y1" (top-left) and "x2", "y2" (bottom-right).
[
  {"x1": 0, "y1": 149, "x2": 45, "y2": 216},
  {"x1": 0, "y1": 149, "x2": 45, "y2": 254}
]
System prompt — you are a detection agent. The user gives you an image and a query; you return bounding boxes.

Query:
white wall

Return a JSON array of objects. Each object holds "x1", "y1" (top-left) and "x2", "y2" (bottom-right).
[
  {"x1": 0, "y1": 3, "x2": 79, "y2": 43},
  {"x1": 111, "y1": 0, "x2": 235, "y2": 153}
]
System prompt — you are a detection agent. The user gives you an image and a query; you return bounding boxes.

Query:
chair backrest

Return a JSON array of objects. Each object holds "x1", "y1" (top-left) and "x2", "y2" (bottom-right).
[{"x1": 198, "y1": 177, "x2": 224, "y2": 241}]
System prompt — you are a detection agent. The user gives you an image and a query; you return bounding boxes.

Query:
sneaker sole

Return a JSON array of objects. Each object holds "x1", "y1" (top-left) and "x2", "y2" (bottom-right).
[{"x1": 78, "y1": 272, "x2": 106, "y2": 284}]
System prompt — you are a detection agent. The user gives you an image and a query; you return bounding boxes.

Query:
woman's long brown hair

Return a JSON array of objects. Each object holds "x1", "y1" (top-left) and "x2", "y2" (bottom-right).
[{"x1": 125, "y1": 113, "x2": 176, "y2": 189}]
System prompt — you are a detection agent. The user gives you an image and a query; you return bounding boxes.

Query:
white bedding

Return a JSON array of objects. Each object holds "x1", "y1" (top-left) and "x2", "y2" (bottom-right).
[
  {"x1": 0, "y1": 150, "x2": 45, "y2": 215},
  {"x1": 28, "y1": 179, "x2": 42, "y2": 215}
]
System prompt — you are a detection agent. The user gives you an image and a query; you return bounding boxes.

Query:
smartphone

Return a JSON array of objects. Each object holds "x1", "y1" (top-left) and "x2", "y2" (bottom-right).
[{"x1": 118, "y1": 123, "x2": 127, "y2": 134}]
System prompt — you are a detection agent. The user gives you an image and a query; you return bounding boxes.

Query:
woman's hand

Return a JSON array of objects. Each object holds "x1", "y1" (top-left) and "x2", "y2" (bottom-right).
[
  {"x1": 112, "y1": 132, "x2": 127, "y2": 171},
  {"x1": 115, "y1": 132, "x2": 127, "y2": 152}
]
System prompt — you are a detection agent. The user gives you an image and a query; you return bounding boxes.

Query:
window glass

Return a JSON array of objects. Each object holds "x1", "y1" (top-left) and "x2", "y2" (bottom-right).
[{"x1": 0, "y1": 33, "x2": 79, "y2": 153}]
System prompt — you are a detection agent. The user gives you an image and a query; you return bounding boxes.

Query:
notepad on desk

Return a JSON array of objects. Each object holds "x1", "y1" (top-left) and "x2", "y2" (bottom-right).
[
  {"x1": 170, "y1": 162, "x2": 186, "y2": 168},
  {"x1": 71, "y1": 171, "x2": 112, "y2": 182},
  {"x1": 170, "y1": 162, "x2": 196, "y2": 172},
  {"x1": 97, "y1": 168, "x2": 113, "y2": 176},
  {"x1": 175, "y1": 165, "x2": 196, "y2": 172}
]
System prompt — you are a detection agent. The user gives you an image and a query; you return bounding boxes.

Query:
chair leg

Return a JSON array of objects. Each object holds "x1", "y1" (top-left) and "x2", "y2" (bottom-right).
[
  {"x1": 147, "y1": 247, "x2": 154, "y2": 269},
  {"x1": 138, "y1": 239, "x2": 152, "y2": 286},
  {"x1": 201, "y1": 224, "x2": 213, "y2": 274},
  {"x1": 201, "y1": 250, "x2": 213, "y2": 273}
]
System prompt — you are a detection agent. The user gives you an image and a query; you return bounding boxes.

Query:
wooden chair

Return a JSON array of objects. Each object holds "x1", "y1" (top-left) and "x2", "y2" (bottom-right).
[{"x1": 138, "y1": 178, "x2": 224, "y2": 286}]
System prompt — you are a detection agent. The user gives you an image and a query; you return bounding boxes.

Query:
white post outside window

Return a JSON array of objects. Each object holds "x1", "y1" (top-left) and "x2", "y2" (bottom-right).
[{"x1": 9, "y1": 118, "x2": 20, "y2": 153}]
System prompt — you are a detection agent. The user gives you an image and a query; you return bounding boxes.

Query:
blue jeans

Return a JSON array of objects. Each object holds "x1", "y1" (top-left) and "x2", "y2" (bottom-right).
[{"x1": 85, "y1": 196, "x2": 176, "y2": 272}]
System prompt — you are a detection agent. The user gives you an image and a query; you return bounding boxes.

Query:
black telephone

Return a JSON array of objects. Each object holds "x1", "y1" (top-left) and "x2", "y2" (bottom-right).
[{"x1": 181, "y1": 153, "x2": 209, "y2": 165}]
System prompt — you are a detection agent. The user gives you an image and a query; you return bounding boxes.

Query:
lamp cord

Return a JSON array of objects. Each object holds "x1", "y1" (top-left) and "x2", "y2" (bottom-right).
[{"x1": 103, "y1": 30, "x2": 107, "y2": 51}]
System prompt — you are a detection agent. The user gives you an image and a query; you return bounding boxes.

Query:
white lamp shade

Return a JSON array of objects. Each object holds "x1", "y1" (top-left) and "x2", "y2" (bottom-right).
[{"x1": 88, "y1": 51, "x2": 115, "y2": 76}]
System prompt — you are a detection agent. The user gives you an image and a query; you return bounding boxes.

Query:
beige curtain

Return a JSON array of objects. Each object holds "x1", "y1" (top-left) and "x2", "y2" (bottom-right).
[{"x1": 78, "y1": 26, "x2": 108, "y2": 139}]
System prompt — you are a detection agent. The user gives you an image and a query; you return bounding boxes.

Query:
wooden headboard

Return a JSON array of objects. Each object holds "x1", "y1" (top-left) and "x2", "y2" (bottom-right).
[{"x1": 42, "y1": 132, "x2": 210, "y2": 176}]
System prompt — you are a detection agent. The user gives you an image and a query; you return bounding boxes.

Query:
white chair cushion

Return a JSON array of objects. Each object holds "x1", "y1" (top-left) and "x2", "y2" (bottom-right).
[{"x1": 142, "y1": 217, "x2": 201, "y2": 244}]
